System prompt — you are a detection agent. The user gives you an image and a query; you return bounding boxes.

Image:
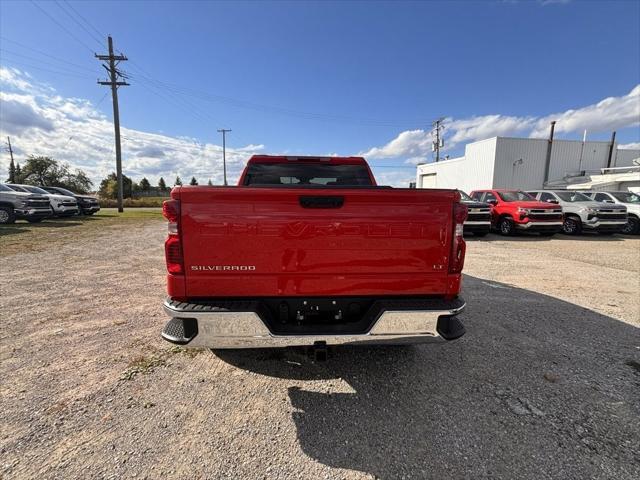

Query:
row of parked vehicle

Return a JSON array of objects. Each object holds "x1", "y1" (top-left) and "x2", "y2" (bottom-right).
[
  {"x1": 0, "y1": 183, "x2": 100, "y2": 224},
  {"x1": 460, "y1": 189, "x2": 639, "y2": 236}
]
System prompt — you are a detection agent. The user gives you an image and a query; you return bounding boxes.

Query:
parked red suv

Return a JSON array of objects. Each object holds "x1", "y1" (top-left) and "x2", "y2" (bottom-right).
[{"x1": 469, "y1": 189, "x2": 563, "y2": 236}]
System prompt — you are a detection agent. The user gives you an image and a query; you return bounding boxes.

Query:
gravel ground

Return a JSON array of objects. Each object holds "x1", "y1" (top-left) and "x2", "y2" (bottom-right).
[{"x1": 1, "y1": 218, "x2": 639, "y2": 479}]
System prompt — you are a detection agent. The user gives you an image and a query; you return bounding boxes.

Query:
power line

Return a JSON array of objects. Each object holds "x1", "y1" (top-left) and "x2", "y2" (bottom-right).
[
  {"x1": 0, "y1": 36, "x2": 96, "y2": 72},
  {"x1": 61, "y1": 0, "x2": 105, "y2": 41},
  {"x1": 0, "y1": 47, "x2": 96, "y2": 74},
  {"x1": 0, "y1": 57, "x2": 95, "y2": 79},
  {"x1": 53, "y1": 0, "x2": 104, "y2": 48},
  {"x1": 29, "y1": 0, "x2": 96, "y2": 54}
]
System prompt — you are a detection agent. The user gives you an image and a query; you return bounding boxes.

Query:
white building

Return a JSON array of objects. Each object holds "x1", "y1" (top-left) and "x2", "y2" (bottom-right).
[{"x1": 415, "y1": 136, "x2": 640, "y2": 193}]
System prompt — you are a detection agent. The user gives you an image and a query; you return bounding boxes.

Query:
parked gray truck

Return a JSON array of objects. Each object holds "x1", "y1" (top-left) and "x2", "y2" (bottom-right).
[
  {"x1": 0, "y1": 183, "x2": 52, "y2": 224},
  {"x1": 527, "y1": 190, "x2": 628, "y2": 235}
]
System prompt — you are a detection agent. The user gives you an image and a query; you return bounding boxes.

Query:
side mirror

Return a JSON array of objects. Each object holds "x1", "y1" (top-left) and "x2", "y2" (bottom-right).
[
  {"x1": 546, "y1": 199, "x2": 559, "y2": 204},
  {"x1": 487, "y1": 199, "x2": 497, "y2": 206}
]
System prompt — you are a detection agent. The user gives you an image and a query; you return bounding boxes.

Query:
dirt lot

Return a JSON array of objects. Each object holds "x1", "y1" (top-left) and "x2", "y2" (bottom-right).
[{"x1": 1, "y1": 210, "x2": 639, "y2": 479}]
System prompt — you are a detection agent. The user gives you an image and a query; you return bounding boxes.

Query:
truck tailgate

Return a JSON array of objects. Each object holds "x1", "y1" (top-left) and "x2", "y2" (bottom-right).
[{"x1": 178, "y1": 187, "x2": 456, "y2": 297}]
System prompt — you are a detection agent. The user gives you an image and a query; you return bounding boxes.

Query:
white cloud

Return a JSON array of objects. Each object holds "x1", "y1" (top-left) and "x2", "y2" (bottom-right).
[
  {"x1": 361, "y1": 129, "x2": 432, "y2": 159},
  {"x1": 529, "y1": 85, "x2": 640, "y2": 137},
  {"x1": 0, "y1": 67, "x2": 264, "y2": 188},
  {"x1": 362, "y1": 84, "x2": 640, "y2": 171},
  {"x1": 619, "y1": 142, "x2": 640, "y2": 150}
]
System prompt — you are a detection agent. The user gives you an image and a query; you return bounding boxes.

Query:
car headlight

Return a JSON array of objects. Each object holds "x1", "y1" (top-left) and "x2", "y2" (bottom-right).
[
  {"x1": 517, "y1": 207, "x2": 530, "y2": 215},
  {"x1": 582, "y1": 208, "x2": 597, "y2": 215}
]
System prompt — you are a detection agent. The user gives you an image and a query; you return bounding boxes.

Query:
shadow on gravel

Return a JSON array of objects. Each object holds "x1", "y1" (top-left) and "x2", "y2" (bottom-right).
[
  {"x1": 214, "y1": 275, "x2": 640, "y2": 479},
  {"x1": 465, "y1": 232, "x2": 625, "y2": 242}
]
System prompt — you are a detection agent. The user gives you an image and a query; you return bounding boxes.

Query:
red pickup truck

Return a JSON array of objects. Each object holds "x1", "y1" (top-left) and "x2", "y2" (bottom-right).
[
  {"x1": 470, "y1": 189, "x2": 563, "y2": 236},
  {"x1": 161, "y1": 155, "x2": 467, "y2": 350}
]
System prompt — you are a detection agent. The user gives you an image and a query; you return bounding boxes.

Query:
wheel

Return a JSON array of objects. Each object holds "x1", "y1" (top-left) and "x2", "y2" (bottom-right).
[
  {"x1": 27, "y1": 218, "x2": 44, "y2": 223},
  {"x1": 498, "y1": 217, "x2": 515, "y2": 236},
  {"x1": 562, "y1": 216, "x2": 582, "y2": 235},
  {"x1": 621, "y1": 216, "x2": 639, "y2": 235},
  {"x1": 0, "y1": 205, "x2": 16, "y2": 224},
  {"x1": 474, "y1": 231, "x2": 489, "y2": 237}
]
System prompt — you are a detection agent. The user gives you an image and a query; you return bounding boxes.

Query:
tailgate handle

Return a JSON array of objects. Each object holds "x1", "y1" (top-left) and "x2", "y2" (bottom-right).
[{"x1": 299, "y1": 196, "x2": 344, "y2": 209}]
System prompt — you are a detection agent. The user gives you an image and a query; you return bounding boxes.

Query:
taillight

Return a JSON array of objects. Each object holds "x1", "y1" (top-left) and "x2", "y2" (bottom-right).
[
  {"x1": 449, "y1": 201, "x2": 468, "y2": 274},
  {"x1": 165, "y1": 236, "x2": 184, "y2": 274},
  {"x1": 163, "y1": 199, "x2": 183, "y2": 274}
]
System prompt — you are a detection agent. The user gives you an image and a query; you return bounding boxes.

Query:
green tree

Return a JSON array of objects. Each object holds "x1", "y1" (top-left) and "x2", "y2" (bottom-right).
[
  {"x1": 189, "y1": 176, "x2": 198, "y2": 186},
  {"x1": 98, "y1": 172, "x2": 133, "y2": 199},
  {"x1": 139, "y1": 177, "x2": 151, "y2": 191},
  {"x1": 158, "y1": 177, "x2": 167, "y2": 191},
  {"x1": 20, "y1": 156, "x2": 61, "y2": 186},
  {"x1": 7, "y1": 157, "x2": 16, "y2": 183},
  {"x1": 18, "y1": 156, "x2": 93, "y2": 193},
  {"x1": 63, "y1": 169, "x2": 93, "y2": 193},
  {"x1": 174, "y1": 176, "x2": 182, "y2": 186},
  {"x1": 207, "y1": 178, "x2": 213, "y2": 186}
]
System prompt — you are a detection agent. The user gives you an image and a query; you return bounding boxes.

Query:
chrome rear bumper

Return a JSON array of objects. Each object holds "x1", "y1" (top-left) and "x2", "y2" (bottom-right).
[{"x1": 162, "y1": 297, "x2": 466, "y2": 349}]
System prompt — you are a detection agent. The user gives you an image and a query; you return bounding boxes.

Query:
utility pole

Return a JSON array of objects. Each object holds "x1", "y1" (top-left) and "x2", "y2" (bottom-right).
[
  {"x1": 217, "y1": 129, "x2": 231, "y2": 186},
  {"x1": 5, "y1": 137, "x2": 15, "y2": 183},
  {"x1": 431, "y1": 118, "x2": 445, "y2": 162},
  {"x1": 96, "y1": 36, "x2": 129, "y2": 212}
]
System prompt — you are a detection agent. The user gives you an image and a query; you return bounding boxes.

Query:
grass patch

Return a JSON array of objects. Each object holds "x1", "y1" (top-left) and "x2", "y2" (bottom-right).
[
  {"x1": 99, "y1": 197, "x2": 168, "y2": 208},
  {"x1": 167, "y1": 345, "x2": 205, "y2": 358},
  {"x1": 120, "y1": 354, "x2": 167, "y2": 381},
  {"x1": 0, "y1": 208, "x2": 163, "y2": 257}
]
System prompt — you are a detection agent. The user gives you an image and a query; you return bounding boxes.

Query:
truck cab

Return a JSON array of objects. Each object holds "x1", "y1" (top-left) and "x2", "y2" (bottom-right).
[
  {"x1": 527, "y1": 190, "x2": 627, "y2": 235},
  {"x1": 469, "y1": 189, "x2": 563, "y2": 236},
  {"x1": 161, "y1": 155, "x2": 468, "y2": 350}
]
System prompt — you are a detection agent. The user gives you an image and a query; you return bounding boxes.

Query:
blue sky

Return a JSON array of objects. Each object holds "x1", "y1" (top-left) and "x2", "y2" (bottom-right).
[{"x1": 1, "y1": 0, "x2": 639, "y2": 186}]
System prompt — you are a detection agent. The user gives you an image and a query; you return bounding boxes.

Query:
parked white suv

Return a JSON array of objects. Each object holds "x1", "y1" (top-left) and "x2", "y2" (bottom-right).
[
  {"x1": 580, "y1": 191, "x2": 640, "y2": 235},
  {"x1": 527, "y1": 190, "x2": 627, "y2": 235},
  {"x1": 5, "y1": 184, "x2": 79, "y2": 217}
]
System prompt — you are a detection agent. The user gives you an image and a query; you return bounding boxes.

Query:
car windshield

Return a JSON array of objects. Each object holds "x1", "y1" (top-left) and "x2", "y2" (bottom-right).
[
  {"x1": 459, "y1": 191, "x2": 473, "y2": 201},
  {"x1": 22, "y1": 186, "x2": 50, "y2": 195},
  {"x1": 611, "y1": 192, "x2": 640, "y2": 203},
  {"x1": 555, "y1": 191, "x2": 592, "y2": 202},
  {"x1": 52, "y1": 187, "x2": 76, "y2": 196},
  {"x1": 497, "y1": 191, "x2": 536, "y2": 202},
  {"x1": 0, "y1": 184, "x2": 13, "y2": 192},
  {"x1": 6, "y1": 184, "x2": 28, "y2": 192}
]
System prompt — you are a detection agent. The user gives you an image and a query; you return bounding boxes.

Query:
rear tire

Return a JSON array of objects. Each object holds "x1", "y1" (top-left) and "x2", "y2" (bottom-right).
[
  {"x1": 0, "y1": 206, "x2": 16, "y2": 224},
  {"x1": 562, "y1": 216, "x2": 582, "y2": 235},
  {"x1": 498, "y1": 217, "x2": 515, "y2": 236},
  {"x1": 621, "y1": 216, "x2": 639, "y2": 235}
]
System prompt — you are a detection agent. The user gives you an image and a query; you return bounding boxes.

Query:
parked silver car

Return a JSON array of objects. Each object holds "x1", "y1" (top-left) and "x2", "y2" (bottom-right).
[
  {"x1": 5, "y1": 184, "x2": 79, "y2": 217},
  {"x1": 527, "y1": 190, "x2": 627, "y2": 235}
]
